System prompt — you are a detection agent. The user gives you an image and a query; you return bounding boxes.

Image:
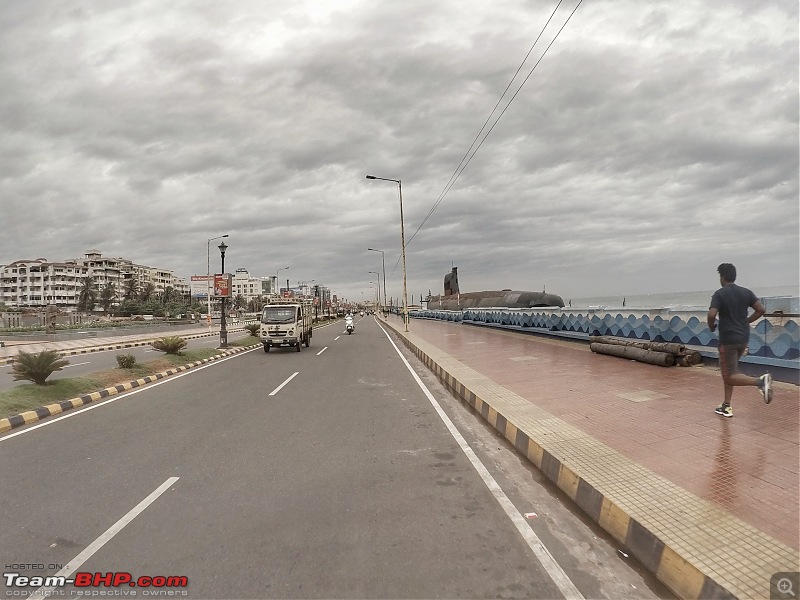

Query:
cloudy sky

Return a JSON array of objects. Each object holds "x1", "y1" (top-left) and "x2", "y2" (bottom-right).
[{"x1": 2, "y1": 0, "x2": 797, "y2": 304}]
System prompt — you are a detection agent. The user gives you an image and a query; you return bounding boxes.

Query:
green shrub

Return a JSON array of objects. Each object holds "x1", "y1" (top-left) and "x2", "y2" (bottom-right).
[
  {"x1": 116, "y1": 354, "x2": 137, "y2": 368},
  {"x1": 245, "y1": 324, "x2": 260, "y2": 337},
  {"x1": 11, "y1": 350, "x2": 70, "y2": 385},
  {"x1": 151, "y1": 336, "x2": 187, "y2": 355}
]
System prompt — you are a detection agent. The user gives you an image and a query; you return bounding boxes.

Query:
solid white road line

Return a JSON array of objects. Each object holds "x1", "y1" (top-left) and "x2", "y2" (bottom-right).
[
  {"x1": 378, "y1": 324, "x2": 585, "y2": 600},
  {"x1": 269, "y1": 372, "x2": 299, "y2": 396},
  {"x1": 0, "y1": 347, "x2": 262, "y2": 441},
  {"x1": 62, "y1": 362, "x2": 91, "y2": 368},
  {"x1": 29, "y1": 477, "x2": 180, "y2": 600},
  {"x1": 316, "y1": 347, "x2": 328, "y2": 356}
]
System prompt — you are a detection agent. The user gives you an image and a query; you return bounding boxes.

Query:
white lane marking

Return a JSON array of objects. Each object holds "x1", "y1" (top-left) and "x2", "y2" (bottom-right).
[
  {"x1": 378, "y1": 324, "x2": 584, "y2": 600},
  {"x1": 316, "y1": 347, "x2": 328, "y2": 356},
  {"x1": 29, "y1": 477, "x2": 180, "y2": 600},
  {"x1": 0, "y1": 347, "x2": 262, "y2": 441},
  {"x1": 269, "y1": 372, "x2": 299, "y2": 396},
  {"x1": 62, "y1": 362, "x2": 91, "y2": 368},
  {"x1": 334, "y1": 336, "x2": 340, "y2": 341}
]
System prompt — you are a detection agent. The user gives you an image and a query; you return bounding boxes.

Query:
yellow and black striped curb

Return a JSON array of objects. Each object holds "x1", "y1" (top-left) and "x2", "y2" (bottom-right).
[
  {"x1": 0, "y1": 330, "x2": 246, "y2": 366},
  {"x1": 384, "y1": 320, "x2": 798, "y2": 600},
  {"x1": 0, "y1": 342, "x2": 260, "y2": 434}
]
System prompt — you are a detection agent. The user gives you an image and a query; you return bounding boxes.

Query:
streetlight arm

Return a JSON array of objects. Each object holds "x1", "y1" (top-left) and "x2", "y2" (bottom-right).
[{"x1": 366, "y1": 175, "x2": 399, "y2": 184}]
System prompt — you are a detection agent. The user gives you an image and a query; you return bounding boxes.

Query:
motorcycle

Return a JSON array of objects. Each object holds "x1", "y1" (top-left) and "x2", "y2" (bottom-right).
[{"x1": 345, "y1": 318, "x2": 354, "y2": 334}]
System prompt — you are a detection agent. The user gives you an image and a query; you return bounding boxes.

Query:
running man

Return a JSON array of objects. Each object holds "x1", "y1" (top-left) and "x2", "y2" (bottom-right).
[{"x1": 707, "y1": 263, "x2": 773, "y2": 417}]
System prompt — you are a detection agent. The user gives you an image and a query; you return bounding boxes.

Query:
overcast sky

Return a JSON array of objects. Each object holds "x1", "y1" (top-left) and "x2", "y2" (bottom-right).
[{"x1": 2, "y1": 0, "x2": 797, "y2": 304}]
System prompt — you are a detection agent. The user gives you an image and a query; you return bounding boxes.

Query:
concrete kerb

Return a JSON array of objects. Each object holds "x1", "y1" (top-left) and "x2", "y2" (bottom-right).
[
  {"x1": 384, "y1": 319, "x2": 799, "y2": 600},
  {"x1": 0, "y1": 341, "x2": 261, "y2": 434},
  {"x1": 0, "y1": 329, "x2": 241, "y2": 366}
]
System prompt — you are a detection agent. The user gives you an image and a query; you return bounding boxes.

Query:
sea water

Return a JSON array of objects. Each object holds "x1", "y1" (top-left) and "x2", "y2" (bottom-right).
[{"x1": 568, "y1": 285, "x2": 799, "y2": 311}]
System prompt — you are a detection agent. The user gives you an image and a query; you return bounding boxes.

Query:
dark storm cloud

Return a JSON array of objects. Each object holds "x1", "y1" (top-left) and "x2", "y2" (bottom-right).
[{"x1": 0, "y1": 0, "x2": 796, "y2": 303}]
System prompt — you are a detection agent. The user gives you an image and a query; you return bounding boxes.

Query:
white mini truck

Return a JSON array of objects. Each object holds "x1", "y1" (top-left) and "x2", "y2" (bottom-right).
[{"x1": 260, "y1": 299, "x2": 313, "y2": 352}]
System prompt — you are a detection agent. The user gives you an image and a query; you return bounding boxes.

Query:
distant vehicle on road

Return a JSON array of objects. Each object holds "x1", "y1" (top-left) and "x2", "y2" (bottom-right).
[{"x1": 260, "y1": 299, "x2": 313, "y2": 353}]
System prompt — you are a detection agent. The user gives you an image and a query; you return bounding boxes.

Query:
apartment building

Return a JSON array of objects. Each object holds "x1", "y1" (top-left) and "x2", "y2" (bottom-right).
[
  {"x1": 0, "y1": 250, "x2": 189, "y2": 309},
  {"x1": 231, "y1": 268, "x2": 273, "y2": 304}
]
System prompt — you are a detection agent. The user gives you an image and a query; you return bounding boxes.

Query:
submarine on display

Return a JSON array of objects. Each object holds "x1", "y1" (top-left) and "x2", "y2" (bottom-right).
[{"x1": 426, "y1": 267, "x2": 565, "y2": 310}]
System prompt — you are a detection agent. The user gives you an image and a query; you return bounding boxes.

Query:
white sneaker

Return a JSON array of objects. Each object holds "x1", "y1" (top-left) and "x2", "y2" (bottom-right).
[{"x1": 759, "y1": 373, "x2": 773, "y2": 404}]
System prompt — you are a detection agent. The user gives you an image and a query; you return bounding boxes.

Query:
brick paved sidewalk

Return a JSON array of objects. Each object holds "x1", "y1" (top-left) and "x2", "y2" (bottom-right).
[{"x1": 385, "y1": 315, "x2": 799, "y2": 599}]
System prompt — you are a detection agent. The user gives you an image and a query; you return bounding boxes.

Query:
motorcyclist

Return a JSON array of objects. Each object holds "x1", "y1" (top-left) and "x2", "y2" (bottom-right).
[{"x1": 345, "y1": 314, "x2": 354, "y2": 330}]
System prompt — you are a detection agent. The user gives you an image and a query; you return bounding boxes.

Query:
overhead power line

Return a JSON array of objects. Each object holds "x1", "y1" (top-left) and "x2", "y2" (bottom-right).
[{"x1": 405, "y1": 0, "x2": 584, "y2": 252}]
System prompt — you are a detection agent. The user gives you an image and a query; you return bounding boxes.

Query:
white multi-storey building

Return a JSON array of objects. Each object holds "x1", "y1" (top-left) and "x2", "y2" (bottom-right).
[
  {"x1": 231, "y1": 268, "x2": 273, "y2": 304},
  {"x1": 0, "y1": 250, "x2": 189, "y2": 309}
]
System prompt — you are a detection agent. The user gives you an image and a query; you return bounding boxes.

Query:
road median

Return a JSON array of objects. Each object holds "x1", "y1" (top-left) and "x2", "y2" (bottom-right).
[{"x1": 0, "y1": 340, "x2": 260, "y2": 434}]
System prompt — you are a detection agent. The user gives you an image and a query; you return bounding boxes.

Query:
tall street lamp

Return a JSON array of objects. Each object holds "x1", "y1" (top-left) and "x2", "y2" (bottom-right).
[
  {"x1": 366, "y1": 175, "x2": 409, "y2": 331},
  {"x1": 218, "y1": 241, "x2": 229, "y2": 348},
  {"x1": 207, "y1": 234, "x2": 229, "y2": 327},
  {"x1": 368, "y1": 248, "x2": 387, "y2": 318},
  {"x1": 368, "y1": 271, "x2": 380, "y2": 312},
  {"x1": 275, "y1": 266, "x2": 289, "y2": 296}
]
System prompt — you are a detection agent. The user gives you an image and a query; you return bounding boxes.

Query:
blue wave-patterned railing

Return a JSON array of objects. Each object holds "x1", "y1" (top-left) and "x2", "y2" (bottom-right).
[{"x1": 411, "y1": 308, "x2": 799, "y2": 362}]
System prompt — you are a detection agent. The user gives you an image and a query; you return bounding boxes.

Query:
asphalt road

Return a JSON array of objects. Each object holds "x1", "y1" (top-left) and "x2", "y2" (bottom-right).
[
  {"x1": 0, "y1": 316, "x2": 671, "y2": 599},
  {"x1": 0, "y1": 332, "x2": 253, "y2": 392}
]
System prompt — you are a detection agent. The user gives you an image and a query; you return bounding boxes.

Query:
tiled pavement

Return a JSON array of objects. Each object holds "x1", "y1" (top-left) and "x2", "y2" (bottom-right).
[{"x1": 383, "y1": 315, "x2": 799, "y2": 599}]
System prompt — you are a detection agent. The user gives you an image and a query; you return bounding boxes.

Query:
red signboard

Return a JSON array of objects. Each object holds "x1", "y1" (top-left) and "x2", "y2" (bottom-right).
[{"x1": 214, "y1": 274, "x2": 232, "y2": 297}]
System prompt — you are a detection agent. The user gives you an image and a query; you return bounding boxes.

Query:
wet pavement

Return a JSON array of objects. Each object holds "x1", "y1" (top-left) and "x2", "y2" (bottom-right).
[{"x1": 382, "y1": 314, "x2": 799, "y2": 599}]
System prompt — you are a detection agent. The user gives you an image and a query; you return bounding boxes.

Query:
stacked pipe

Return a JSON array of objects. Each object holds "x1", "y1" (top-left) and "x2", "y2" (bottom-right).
[{"x1": 589, "y1": 336, "x2": 702, "y2": 368}]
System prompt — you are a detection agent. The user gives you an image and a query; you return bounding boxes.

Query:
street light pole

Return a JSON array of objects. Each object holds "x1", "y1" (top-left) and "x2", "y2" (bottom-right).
[
  {"x1": 366, "y1": 175, "x2": 409, "y2": 331},
  {"x1": 275, "y1": 266, "x2": 289, "y2": 297},
  {"x1": 369, "y1": 271, "x2": 380, "y2": 313},
  {"x1": 207, "y1": 234, "x2": 229, "y2": 327},
  {"x1": 218, "y1": 241, "x2": 228, "y2": 348},
  {"x1": 368, "y1": 248, "x2": 387, "y2": 318}
]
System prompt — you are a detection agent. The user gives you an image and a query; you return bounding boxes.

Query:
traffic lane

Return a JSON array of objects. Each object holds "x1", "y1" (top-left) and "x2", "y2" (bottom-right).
[
  {"x1": 0, "y1": 343, "x2": 300, "y2": 572},
  {"x1": 74, "y1": 311, "x2": 567, "y2": 598},
  {"x1": 0, "y1": 332, "x2": 253, "y2": 391},
  {"x1": 0, "y1": 321, "x2": 343, "y2": 569},
  {"x1": 388, "y1": 325, "x2": 674, "y2": 599}
]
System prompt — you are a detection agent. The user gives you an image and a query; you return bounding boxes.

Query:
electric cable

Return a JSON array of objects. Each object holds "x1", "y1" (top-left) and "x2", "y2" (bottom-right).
[{"x1": 405, "y1": 0, "x2": 583, "y2": 252}]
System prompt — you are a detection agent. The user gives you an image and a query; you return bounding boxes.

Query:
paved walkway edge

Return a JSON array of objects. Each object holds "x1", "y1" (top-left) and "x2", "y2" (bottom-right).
[
  {"x1": 0, "y1": 343, "x2": 260, "y2": 434},
  {"x1": 385, "y1": 320, "x2": 799, "y2": 600}
]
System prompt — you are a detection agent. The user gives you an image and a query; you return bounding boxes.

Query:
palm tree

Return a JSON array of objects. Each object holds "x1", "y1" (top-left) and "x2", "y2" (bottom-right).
[
  {"x1": 234, "y1": 294, "x2": 247, "y2": 311},
  {"x1": 162, "y1": 286, "x2": 178, "y2": 304},
  {"x1": 248, "y1": 295, "x2": 265, "y2": 313},
  {"x1": 100, "y1": 282, "x2": 116, "y2": 315},
  {"x1": 123, "y1": 278, "x2": 139, "y2": 301},
  {"x1": 139, "y1": 282, "x2": 156, "y2": 303},
  {"x1": 77, "y1": 276, "x2": 97, "y2": 314}
]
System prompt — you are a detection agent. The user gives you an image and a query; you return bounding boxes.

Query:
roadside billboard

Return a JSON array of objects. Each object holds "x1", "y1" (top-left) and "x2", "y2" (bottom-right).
[
  {"x1": 214, "y1": 274, "x2": 232, "y2": 297},
  {"x1": 191, "y1": 275, "x2": 212, "y2": 299}
]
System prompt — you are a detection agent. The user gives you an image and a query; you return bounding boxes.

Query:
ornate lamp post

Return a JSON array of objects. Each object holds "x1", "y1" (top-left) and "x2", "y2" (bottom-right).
[
  {"x1": 207, "y1": 234, "x2": 228, "y2": 327},
  {"x1": 366, "y1": 175, "x2": 408, "y2": 331},
  {"x1": 218, "y1": 241, "x2": 228, "y2": 348}
]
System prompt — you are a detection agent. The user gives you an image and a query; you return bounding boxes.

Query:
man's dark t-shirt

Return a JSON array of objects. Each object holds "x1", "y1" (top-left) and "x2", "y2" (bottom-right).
[{"x1": 710, "y1": 284, "x2": 758, "y2": 345}]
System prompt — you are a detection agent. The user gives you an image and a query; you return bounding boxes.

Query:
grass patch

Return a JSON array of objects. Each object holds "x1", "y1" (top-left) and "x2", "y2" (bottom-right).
[
  {"x1": 0, "y1": 346, "x2": 257, "y2": 420},
  {"x1": 228, "y1": 337, "x2": 259, "y2": 348}
]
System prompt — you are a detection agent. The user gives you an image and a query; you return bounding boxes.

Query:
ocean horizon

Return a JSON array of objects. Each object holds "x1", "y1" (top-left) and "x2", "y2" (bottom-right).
[{"x1": 568, "y1": 284, "x2": 799, "y2": 310}]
